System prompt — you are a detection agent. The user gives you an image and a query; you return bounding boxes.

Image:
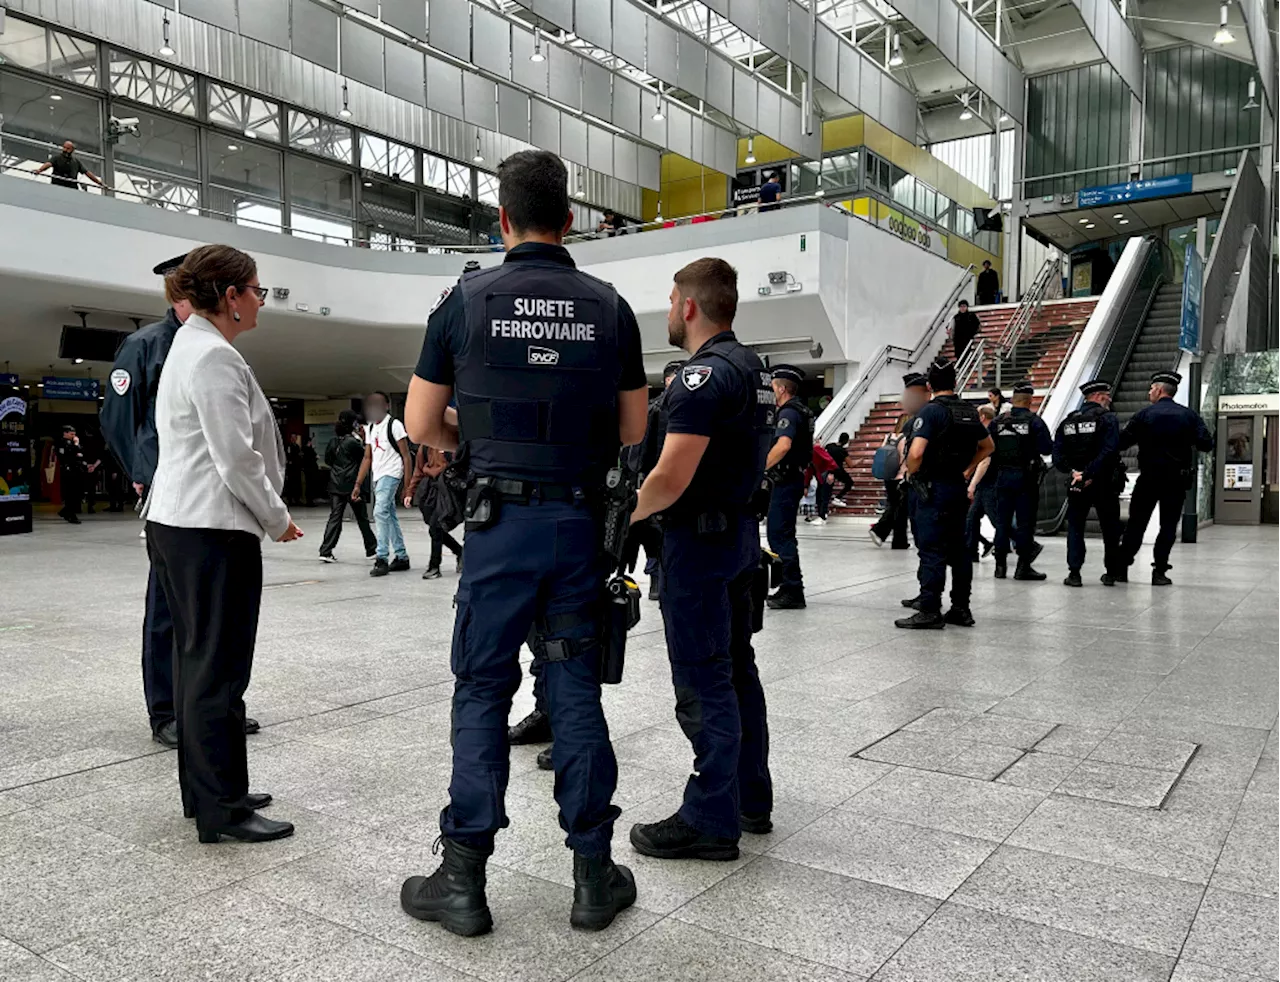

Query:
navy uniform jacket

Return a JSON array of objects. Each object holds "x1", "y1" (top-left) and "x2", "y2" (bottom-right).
[
  {"x1": 1052, "y1": 402, "x2": 1119, "y2": 481},
  {"x1": 1119, "y1": 398, "x2": 1213, "y2": 476},
  {"x1": 1007, "y1": 405, "x2": 1054, "y2": 461},
  {"x1": 99, "y1": 309, "x2": 182, "y2": 488},
  {"x1": 913, "y1": 396, "x2": 988, "y2": 484}
]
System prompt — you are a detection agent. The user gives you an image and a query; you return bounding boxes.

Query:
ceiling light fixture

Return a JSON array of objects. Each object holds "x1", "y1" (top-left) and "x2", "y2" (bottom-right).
[
  {"x1": 363, "y1": 178, "x2": 373, "y2": 188},
  {"x1": 889, "y1": 33, "x2": 904, "y2": 67},
  {"x1": 574, "y1": 184, "x2": 586, "y2": 199},
  {"x1": 652, "y1": 85, "x2": 665, "y2": 122},
  {"x1": 530, "y1": 25, "x2": 546, "y2": 63},
  {"x1": 50, "y1": 93, "x2": 62, "y2": 101},
  {"x1": 1113, "y1": 213, "x2": 1124, "y2": 219},
  {"x1": 745, "y1": 136, "x2": 756, "y2": 164},
  {"x1": 339, "y1": 80, "x2": 352, "y2": 119},
  {"x1": 73, "y1": 358, "x2": 84, "y2": 365},
  {"x1": 244, "y1": 128, "x2": 257, "y2": 139},
  {"x1": 1118, "y1": 219, "x2": 1130, "y2": 225},
  {"x1": 158, "y1": 14, "x2": 175, "y2": 57},
  {"x1": 227, "y1": 143, "x2": 239, "y2": 151},
  {"x1": 1078, "y1": 218, "x2": 1089, "y2": 224},
  {"x1": 1243, "y1": 76, "x2": 1260, "y2": 110},
  {"x1": 1085, "y1": 223, "x2": 1096, "y2": 229},
  {"x1": 472, "y1": 133, "x2": 484, "y2": 164},
  {"x1": 998, "y1": 110, "x2": 1008, "y2": 122},
  {"x1": 958, "y1": 93, "x2": 973, "y2": 121},
  {"x1": 1214, "y1": 2, "x2": 1235, "y2": 43}
]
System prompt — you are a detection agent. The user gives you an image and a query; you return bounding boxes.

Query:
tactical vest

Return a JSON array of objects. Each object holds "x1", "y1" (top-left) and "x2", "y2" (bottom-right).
[
  {"x1": 776, "y1": 400, "x2": 813, "y2": 480},
  {"x1": 922, "y1": 396, "x2": 983, "y2": 481},
  {"x1": 991, "y1": 414, "x2": 1037, "y2": 469},
  {"x1": 669, "y1": 335, "x2": 775, "y2": 518},
  {"x1": 1059, "y1": 404, "x2": 1108, "y2": 470},
  {"x1": 454, "y1": 260, "x2": 621, "y2": 485}
]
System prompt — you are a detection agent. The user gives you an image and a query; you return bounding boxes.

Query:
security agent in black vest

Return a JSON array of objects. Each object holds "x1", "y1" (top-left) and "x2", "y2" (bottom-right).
[
  {"x1": 399, "y1": 150, "x2": 649, "y2": 937},
  {"x1": 871, "y1": 372, "x2": 929, "y2": 549},
  {"x1": 1118, "y1": 371, "x2": 1213, "y2": 586},
  {"x1": 626, "y1": 257, "x2": 775, "y2": 860},
  {"x1": 988, "y1": 381, "x2": 1054, "y2": 581},
  {"x1": 897, "y1": 359, "x2": 993, "y2": 629},
  {"x1": 1053, "y1": 379, "x2": 1124, "y2": 587},
  {"x1": 100, "y1": 254, "x2": 260, "y2": 748},
  {"x1": 765, "y1": 365, "x2": 813, "y2": 609}
]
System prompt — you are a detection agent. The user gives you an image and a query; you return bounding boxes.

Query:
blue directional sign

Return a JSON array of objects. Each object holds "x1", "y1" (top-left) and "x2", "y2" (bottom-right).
[
  {"x1": 1076, "y1": 174, "x2": 1193, "y2": 208},
  {"x1": 42, "y1": 377, "x2": 100, "y2": 401},
  {"x1": 1180, "y1": 243, "x2": 1202, "y2": 355},
  {"x1": 0, "y1": 373, "x2": 18, "y2": 387}
]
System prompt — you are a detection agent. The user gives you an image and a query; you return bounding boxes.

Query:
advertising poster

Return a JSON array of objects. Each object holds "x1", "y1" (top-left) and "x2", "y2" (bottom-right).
[
  {"x1": 0, "y1": 389, "x2": 32, "y2": 535},
  {"x1": 1223, "y1": 463, "x2": 1254, "y2": 491}
]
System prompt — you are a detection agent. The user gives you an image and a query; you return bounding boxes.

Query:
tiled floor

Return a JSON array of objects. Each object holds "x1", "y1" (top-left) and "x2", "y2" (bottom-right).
[{"x1": 2, "y1": 509, "x2": 1276, "y2": 981}]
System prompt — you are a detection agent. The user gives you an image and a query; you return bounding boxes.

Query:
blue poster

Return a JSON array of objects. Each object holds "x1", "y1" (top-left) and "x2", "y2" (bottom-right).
[
  {"x1": 1077, "y1": 174, "x2": 1193, "y2": 208},
  {"x1": 42, "y1": 377, "x2": 100, "y2": 401},
  {"x1": 0, "y1": 373, "x2": 18, "y2": 387},
  {"x1": 1180, "y1": 243, "x2": 1202, "y2": 354}
]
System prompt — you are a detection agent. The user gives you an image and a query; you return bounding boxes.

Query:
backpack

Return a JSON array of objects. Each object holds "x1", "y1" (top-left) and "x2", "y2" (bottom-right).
[{"x1": 871, "y1": 439, "x2": 900, "y2": 480}]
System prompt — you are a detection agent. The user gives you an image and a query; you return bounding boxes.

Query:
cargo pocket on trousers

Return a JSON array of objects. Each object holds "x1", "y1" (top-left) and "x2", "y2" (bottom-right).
[{"x1": 451, "y1": 592, "x2": 474, "y2": 678}]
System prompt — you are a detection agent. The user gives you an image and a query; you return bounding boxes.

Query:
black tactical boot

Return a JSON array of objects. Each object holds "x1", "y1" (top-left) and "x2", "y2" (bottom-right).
[
  {"x1": 1014, "y1": 564, "x2": 1047, "y2": 581},
  {"x1": 765, "y1": 588, "x2": 806, "y2": 610},
  {"x1": 630, "y1": 813, "x2": 739, "y2": 861},
  {"x1": 740, "y1": 813, "x2": 773, "y2": 835},
  {"x1": 1152, "y1": 566, "x2": 1173, "y2": 586},
  {"x1": 508, "y1": 709, "x2": 552, "y2": 745},
  {"x1": 1064, "y1": 570, "x2": 1083, "y2": 588},
  {"x1": 1112, "y1": 568, "x2": 1128, "y2": 583},
  {"x1": 993, "y1": 562, "x2": 1007, "y2": 579},
  {"x1": 536, "y1": 745, "x2": 553, "y2": 771},
  {"x1": 570, "y1": 853, "x2": 637, "y2": 931},
  {"x1": 400, "y1": 836, "x2": 493, "y2": 937},
  {"x1": 1100, "y1": 572, "x2": 1117, "y2": 586},
  {"x1": 943, "y1": 607, "x2": 975, "y2": 627},
  {"x1": 900, "y1": 596, "x2": 923, "y2": 609},
  {"x1": 895, "y1": 610, "x2": 946, "y2": 630}
]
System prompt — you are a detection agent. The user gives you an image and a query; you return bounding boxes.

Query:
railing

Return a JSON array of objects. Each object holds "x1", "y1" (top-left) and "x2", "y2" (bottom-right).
[
  {"x1": 955, "y1": 336, "x2": 987, "y2": 393},
  {"x1": 1200, "y1": 151, "x2": 1267, "y2": 353},
  {"x1": 998, "y1": 254, "x2": 1062, "y2": 357},
  {"x1": 815, "y1": 263, "x2": 975, "y2": 443},
  {"x1": 1038, "y1": 331, "x2": 1081, "y2": 416}
]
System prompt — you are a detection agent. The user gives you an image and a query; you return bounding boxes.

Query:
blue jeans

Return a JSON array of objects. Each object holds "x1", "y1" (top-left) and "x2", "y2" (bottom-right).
[
  {"x1": 441, "y1": 499, "x2": 618, "y2": 857},
  {"x1": 372, "y1": 475, "x2": 408, "y2": 561}
]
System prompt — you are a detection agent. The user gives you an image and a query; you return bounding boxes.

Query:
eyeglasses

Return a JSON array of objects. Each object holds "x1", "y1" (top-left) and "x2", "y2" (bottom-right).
[{"x1": 239, "y1": 285, "x2": 268, "y2": 301}]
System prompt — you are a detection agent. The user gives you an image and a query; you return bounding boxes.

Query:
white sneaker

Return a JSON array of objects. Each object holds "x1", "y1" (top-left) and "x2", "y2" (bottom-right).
[
  {"x1": 832, "y1": 498, "x2": 847, "y2": 508},
  {"x1": 138, "y1": 529, "x2": 146, "y2": 539},
  {"x1": 810, "y1": 517, "x2": 827, "y2": 526},
  {"x1": 319, "y1": 554, "x2": 337, "y2": 564},
  {"x1": 869, "y1": 528, "x2": 884, "y2": 547}
]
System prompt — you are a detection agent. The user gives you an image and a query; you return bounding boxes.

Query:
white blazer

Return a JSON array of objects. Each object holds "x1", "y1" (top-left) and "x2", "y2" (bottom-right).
[{"x1": 142, "y1": 314, "x2": 290, "y2": 540}]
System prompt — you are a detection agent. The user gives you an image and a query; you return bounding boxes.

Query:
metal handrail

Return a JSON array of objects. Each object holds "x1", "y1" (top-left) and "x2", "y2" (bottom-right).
[
  {"x1": 998, "y1": 254, "x2": 1061, "y2": 356},
  {"x1": 1037, "y1": 331, "x2": 1081, "y2": 416},
  {"x1": 955, "y1": 335, "x2": 987, "y2": 392}
]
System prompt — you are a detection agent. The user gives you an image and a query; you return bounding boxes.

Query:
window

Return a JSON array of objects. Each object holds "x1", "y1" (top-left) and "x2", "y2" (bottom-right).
[
  {"x1": 0, "y1": 17, "x2": 47, "y2": 72},
  {"x1": 49, "y1": 30, "x2": 99, "y2": 88},
  {"x1": 208, "y1": 83, "x2": 281, "y2": 142},
  {"x1": 361, "y1": 180, "x2": 417, "y2": 247},
  {"x1": 476, "y1": 170, "x2": 499, "y2": 206},
  {"x1": 112, "y1": 169, "x2": 199, "y2": 212},
  {"x1": 822, "y1": 152, "x2": 858, "y2": 190},
  {"x1": 288, "y1": 156, "x2": 353, "y2": 217},
  {"x1": 112, "y1": 109, "x2": 200, "y2": 181},
  {"x1": 0, "y1": 72, "x2": 102, "y2": 160},
  {"x1": 953, "y1": 207, "x2": 976, "y2": 240},
  {"x1": 447, "y1": 161, "x2": 471, "y2": 198},
  {"x1": 360, "y1": 133, "x2": 415, "y2": 182},
  {"x1": 109, "y1": 51, "x2": 196, "y2": 116},
  {"x1": 915, "y1": 182, "x2": 936, "y2": 222},
  {"x1": 790, "y1": 160, "x2": 820, "y2": 194},
  {"x1": 890, "y1": 165, "x2": 914, "y2": 209},
  {"x1": 209, "y1": 141, "x2": 281, "y2": 198},
  {"x1": 422, "y1": 152, "x2": 448, "y2": 191},
  {"x1": 867, "y1": 151, "x2": 890, "y2": 192},
  {"x1": 292, "y1": 211, "x2": 352, "y2": 246},
  {"x1": 0, "y1": 18, "x2": 98, "y2": 87},
  {"x1": 288, "y1": 111, "x2": 353, "y2": 164}
]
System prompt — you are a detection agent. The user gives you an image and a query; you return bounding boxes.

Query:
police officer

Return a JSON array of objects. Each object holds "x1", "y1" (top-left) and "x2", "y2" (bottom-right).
[
  {"x1": 1118, "y1": 371, "x2": 1213, "y2": 585},
  {"x1": 400, "y1": 150, "x2": 648, "y2": 936},
  {"x1": 1053, "y1": 379, "x2": 1124, "y2": 587},
  {"x1": 765, "y1": 365, "x2": 812, "y2": 609},
  {"x1": 632, "y1": 359, "x2": 684, "y2": 599},
  {"x1": 627, "y1": 257, "x2": 774, "y2": 860},
  {"x1": 100, "y1": 256, "x2": 260, "y2": 748},
  {"x1": 896, "y1": 358, "x2": 993, "y2": 629},
  {"x1": 54, "y1": 425, "x2": 86, "y2": 524},
  {"x1": 871, "y1": 372, "x2": 928, "y2": 549},
  {"x1": 988, "y1": 380, "x2": 1053, "y2": 581}
]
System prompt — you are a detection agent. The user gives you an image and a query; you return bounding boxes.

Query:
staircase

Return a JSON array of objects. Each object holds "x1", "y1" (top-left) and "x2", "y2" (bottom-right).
[
  {"x1": 836, "y1": 298, "x2": 1099, "y2": 516},
  {"x1": 1111, "y1": 282, "x2": 1184, "y2": 466}
]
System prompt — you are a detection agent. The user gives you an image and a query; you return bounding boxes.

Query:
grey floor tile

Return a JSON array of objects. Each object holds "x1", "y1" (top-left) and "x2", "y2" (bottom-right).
[
  {"x1": 856, "y1": 731, "x2": 970, "y2": 769},
  {"x1": 273, "y1": 936, "x2": 473, "y2": 982},
  {"x1": 568, "y1": 919, "x2": 864, "y2": 982},
  {"x1": 951, "y1": 714, "x2": 1059, "y2": 749},
  {"x1": 766, "y1": 749, "x2": 895, "y2": 807},
  {"x1": 843, "y1": 768, "x2": 1045, "y2": 841},
  {"x1": 1032, "y1": 723, "x2": 1114, "y2": 758},
  {"x1": 1088, "y1": 731, "x2": 1199, "y2": 771},
  {"x1": 935, "y1": 743, "x2": 1025, "y2": 781},
  {"x1": 768, "y1": 809, "x2": 997, "y2": 899},
  {"x1": 901, "y1": 707, "x2": 978, "y2": 735},
  {"x1": 1056, "y1": 759, "x2": 1180, "y2": 808},
  {"x1": 674, "y1": 856, "x2": 938, "y2": 978},
  {"x1": 997, "y1": 751, "x2": 1085, "y2": 792},
  {"x1": 1182, "y1": 888, "x2": 1279, "y2": 980},
  {"x1": 952, "y1": 845, "x2": 1203, "y2": 956},
  {"x1": 0, "y1": 952, "x2": 82, "y2": 982},
  {"x1": 1170, "y1": 961, "x2": 1274, "y2": 982},
  {"x1": 873, "y1": 903, "x2": 1174, "y2": 981},
  {"x1": 1211, "y1": 770, "x2": 1279, "y2": 899}
]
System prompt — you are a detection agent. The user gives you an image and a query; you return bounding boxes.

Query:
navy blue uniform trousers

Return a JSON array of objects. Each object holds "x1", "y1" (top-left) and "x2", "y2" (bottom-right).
[
  {"x1": 1120, "y1": 473, "x2": 1184, "y2": 570},
  {"x1": 910, "y1": 480, "x2": 973, "y2": 613},
  {"x1": 659, "y1": 517, "x2": 772, "y2": 838},
  {"x1": 441, "y1": 499, "x2": 619, "y2": 858},
  {"x1": 1066, "y1": 484, "x2": 1122, "y2": 574},
  {"x1": 766, "y1": 478, "x2": 804, "y2": 591},
  {"x1": 143, "y1": 537, "x2": 176, "y2": 731},
  {"x1": 992, "y1": 468, "x2": 1037, "y2": 562}
]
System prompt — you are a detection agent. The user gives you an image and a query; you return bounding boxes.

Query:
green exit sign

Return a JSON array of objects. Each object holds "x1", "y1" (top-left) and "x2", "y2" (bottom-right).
[{"x1": 799, "y1": 234, "x2": 806, "y2": 252}]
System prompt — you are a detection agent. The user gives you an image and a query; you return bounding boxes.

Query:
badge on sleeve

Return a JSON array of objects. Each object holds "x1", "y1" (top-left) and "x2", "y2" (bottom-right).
[
  {"x1": 110, "y1": 369, "x2": 131, "y2": 396},
  {"x1": 913, "y1": 417, "x2": 924, "y2": 431},
  {"x1": 778, "y1": 417, "x2": 790, "y2": 429},
  {"x1": 681, "y1": 365, "x2": 713, "y2": 390},
  {"x1": 428, "y1": 286, "x2": 452, "y2": 316}
]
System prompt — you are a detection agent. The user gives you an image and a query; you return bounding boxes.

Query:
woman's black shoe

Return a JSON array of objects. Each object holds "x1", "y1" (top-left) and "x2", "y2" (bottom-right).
[{"x1": 197, "y1": 812, "x2": 294, "y2": 844}]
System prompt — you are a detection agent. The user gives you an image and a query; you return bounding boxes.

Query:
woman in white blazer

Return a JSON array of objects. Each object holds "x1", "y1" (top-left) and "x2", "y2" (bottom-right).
[{"x1": 144, "y1": 244, "x2": 303, "y2": 844}]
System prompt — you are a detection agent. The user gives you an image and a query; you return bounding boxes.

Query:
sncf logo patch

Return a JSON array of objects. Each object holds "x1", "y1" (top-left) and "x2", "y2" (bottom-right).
[{"x1": 527, "y1": 345, "x2": 560, "y2": 366}]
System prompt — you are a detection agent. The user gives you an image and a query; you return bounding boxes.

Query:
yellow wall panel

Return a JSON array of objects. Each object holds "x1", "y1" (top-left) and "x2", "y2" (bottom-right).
[{"x1": 822, "y1": 115, "x2": 864, "y2": 151}]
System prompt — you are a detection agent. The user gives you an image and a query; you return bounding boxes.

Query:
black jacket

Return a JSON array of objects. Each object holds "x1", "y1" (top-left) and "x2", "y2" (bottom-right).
[
  {"x1": 325, "y1": 433, "x2": 366, "y2": 495},
  {"x1": 976, "y1": 268, "x2": 1000, "y2": 302},
  {"x1": 99, "y1": 309, "x2": 181, "y2": 488}
]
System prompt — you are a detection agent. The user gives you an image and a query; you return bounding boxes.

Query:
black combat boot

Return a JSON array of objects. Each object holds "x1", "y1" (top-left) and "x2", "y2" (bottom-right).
[
  {"x1": 1100, "y1": 572, "x2": 1117, "y2": 586},
  {"x1": 1112, "y1": 568, "x2": 1128, "y2": 583},
  {"x1": 1064, "y1": 570, "x2": 1083, "y2": 587},
  {"x1": 740, "y1": 813, "x2": 773, "y2": 834},
  {"x1": 943, "y1": 607, "x2": 975, "y2": 627},
  {"x1": 1014, "y1": 564, "x2": 1047, "y2": 581},
  {"x1": 630, "y1": 813, "x2": 739, "y2": 861},
  {"x1": 765, "y1": 588, "x2": 806, "y2": 610},
  {"x1": 536, "y1": 745, "x2": 553, "y2": 771},
  {"x1": 1151, "y1": 565, "x2": 1173, "y2": 586},
  {"x1": 508, "y1": 709, "x2": 552, "y2": 745},
  {"x1": 400, "y1": 836, "x2": 493, "y2": 937},
  {"x1": 993, "y1": 561, "x2": 1007, "y2": 579},
  {"x1": 900, "y1": 596, "x2": 923, "y2": 609},
  {"x1": 895, "y1": 610, "x2": 946, "y2": 630},
  {"x1": 570, "y1": 853, "x2": 637, "y2": 931}
]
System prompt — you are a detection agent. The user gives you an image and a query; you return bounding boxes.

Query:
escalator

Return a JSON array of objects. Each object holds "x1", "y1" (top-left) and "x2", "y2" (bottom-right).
[{"x1": 1037, "y1": 237, "x2": 1174, "y2": 533}]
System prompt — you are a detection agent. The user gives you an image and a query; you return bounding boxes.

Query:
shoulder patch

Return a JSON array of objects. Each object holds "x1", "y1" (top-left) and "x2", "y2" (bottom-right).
[
  {"x1": 109, "y1": 368, "x2": 131, "y2": 396},
  {"x1": 681, "y1": 365, "x2": 713, "y2": 390},
  {"x1": 778, "y1": 417, "x2": 790, "y2": 429},
  {"x1": 428, "y1": 286, "x2": 452, "y2": 316},
  {"x1": 914, "y1": 417, "x2": 924, "y2": 431}
]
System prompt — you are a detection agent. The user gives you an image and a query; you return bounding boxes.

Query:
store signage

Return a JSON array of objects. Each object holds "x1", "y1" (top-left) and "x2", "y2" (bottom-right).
[
  {"x1": 1179, "y1": 243, "x2": 1202, "y2": 354},
  {"x1": 1218, "y1": 393, "x2": 1279, "y2": 413},
  {"x1": 42, "y1": 377, "x2": 100, "y2": 401},
  {"x1": 881, "y1": 208, "x2": 948, "y2": 258},
  {"x1": 1223, "y1": 463, "x2": 1254, "y2": 490},
  {"x1": 1076, "y1": 173, "x2": 1193, "y2": 208},
  {"x1": 732, "y1": 185, "x2": 762, "y2": 205}
]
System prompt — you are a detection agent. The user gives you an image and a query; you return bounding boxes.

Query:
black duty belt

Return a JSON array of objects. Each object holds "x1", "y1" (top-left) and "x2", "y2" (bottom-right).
[{"x1": 473, "y1": 475, "x2": 582, "y2": 503}]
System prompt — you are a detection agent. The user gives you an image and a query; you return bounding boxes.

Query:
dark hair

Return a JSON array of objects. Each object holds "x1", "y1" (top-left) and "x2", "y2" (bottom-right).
[
  {"x1": 958, "y1": 299, "x2": 969, "y2": 307},
  {"x1": 170, "y1": 244, "x2": 257, "y2": 316},
  {"x1": 1158, "y1": 382, "x2": 1177, "y2": 397},
  {"x1": 982, "y1": 260, "x2": 991, "y2": 266},
  {"x1": 838, "y1": 432, "x2": 849, "y2": 444},
  {"x1": 497, "y1": 150, "x2": 569, "y2": 236},
  {"x1": 893, "y1": 414, "x2": 911, "y2": 435},
  {"x1": 336, "y1": 409, "x2": 358, "y2": 436},
  {"x1": 928, "y1": 359, "x2": 957, "y2": 392},
  {"x1": 673, "y1": 257, "x2": 738, "y2": 325}
]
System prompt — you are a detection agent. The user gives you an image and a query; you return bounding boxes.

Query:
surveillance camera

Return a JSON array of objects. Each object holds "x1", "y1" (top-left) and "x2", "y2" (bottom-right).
[{"x1": 112, "y1": 116, "x2": 140, "y2": 128}]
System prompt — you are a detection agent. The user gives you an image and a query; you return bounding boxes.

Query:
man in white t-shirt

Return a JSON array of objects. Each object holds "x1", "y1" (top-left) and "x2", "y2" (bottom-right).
[{"x1": 353, "y1": 391, "x2": 414, "y2": 576}]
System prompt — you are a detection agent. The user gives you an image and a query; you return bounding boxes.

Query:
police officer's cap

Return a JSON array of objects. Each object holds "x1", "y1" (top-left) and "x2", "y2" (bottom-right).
[
  {"x1": 926, "y1": 357, "x2": 956, "y2": 390},
  {"x1": 1150, "y1": 371, "x2": 1182, "y2": 387},
  {"x1": 663, "y1": 360, "x2": 685, "y2": 379},
  {"x1": 62, "y1": 424, "x2": 76, "y2": 434},
  {"x1": 151, "y1": 254, "x2": 187, "y2": 276},
  {"x1": 902, "y1": 372, "x2": 928, "y2": 390},
  {"x1": 1079, "y1": 379, "x2": 1111, "y2": 396},
  {"x1": 1012, "y1": 380, "x2": 1035, "y2": 396},
  {"x1": 771, "y1": 365, "x2": 804, "y2": 385}
]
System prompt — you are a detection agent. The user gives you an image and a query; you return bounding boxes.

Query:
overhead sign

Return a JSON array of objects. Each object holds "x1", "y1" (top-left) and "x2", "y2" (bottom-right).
[
  {"x1": 0, "y1": 374, "x2": 18, "y2": 387},
  {"x1": 1219, "y1": 393, "x2": 1279, "y2": 413},
  {"x1": 1076, "y1": 173, "x2": 1193, "y2": 208},
  {"x1": 42, "y1": 377, "x2": 100, "y2": 401},
  {"x1": 1179, "y1": 243, "x2": 1202, "y2": 355}
]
